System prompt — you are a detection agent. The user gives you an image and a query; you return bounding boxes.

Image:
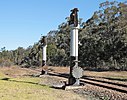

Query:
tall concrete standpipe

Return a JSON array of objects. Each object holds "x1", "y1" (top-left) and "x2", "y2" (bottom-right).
[
  {"x1": 68, "y1": 8, "x2": 83, "y2": 85},
  {"x1": 40, "y1": 36, "x2": 47, "y2": 75}
]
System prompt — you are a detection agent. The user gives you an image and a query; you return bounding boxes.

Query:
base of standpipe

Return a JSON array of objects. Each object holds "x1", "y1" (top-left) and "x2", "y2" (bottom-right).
[
  {"x1": 68, "y1": 77, "x2": 81, "y2": 86},
  {"x1": 51, "y1": 84, "x2": 84, "y2": 90},
  {"x1": 51, "y1": 79, "x2": 84, "y2": 90},
  {"x1": 65, "y1": 85, "x2": 84, "y2": 90},
  {"x1": 74, "y1": 78, "x2": 80, "y2": 86},
  {"x1": 40, "y1": 69, "x2": 48, "y2": 75},
  {"x1": 68, "y1": 75, "x2": 76, "y2": 85},
  {"x1": 64, "y1": 81, "x2": 85, "y2": 90},
  {"x1": 40, "y1": 65, "x2": 48, "y2": 75}
]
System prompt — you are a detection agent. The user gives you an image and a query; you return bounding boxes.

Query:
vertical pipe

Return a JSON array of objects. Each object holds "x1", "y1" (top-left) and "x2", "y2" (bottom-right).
[
  {"x1": 42, "y1": 45, "x2": 47, "y2": 62},
  {"x1": 70, "y1": 26, "x2": 78, "y2": 57},
  {"x1": 40, "y1": 36, "x2": 47, "y2": 75},
  {"x1": 69, "y1": 25, "x2": 80, "y2": 85}
]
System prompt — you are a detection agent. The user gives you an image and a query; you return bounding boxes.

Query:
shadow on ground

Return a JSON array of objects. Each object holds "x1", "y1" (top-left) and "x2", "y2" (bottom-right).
[{"x1": 0, "y1": 77, "x2": 47, "y2": 87}]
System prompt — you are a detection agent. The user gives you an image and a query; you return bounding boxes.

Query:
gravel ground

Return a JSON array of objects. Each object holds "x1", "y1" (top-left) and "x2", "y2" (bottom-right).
[
  {"x1": 38, "y1": 74, "x2": 127, "y2": 100},
  {"x1": 73, "y1": 84, "x2": 127, "y2": 100}
]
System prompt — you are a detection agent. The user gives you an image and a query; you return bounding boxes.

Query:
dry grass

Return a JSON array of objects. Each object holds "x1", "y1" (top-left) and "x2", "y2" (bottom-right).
[
  {"x1": 49, "y1": 66, "x2": 127, "y2": 81},
  {"x1": 84, "y1": 71, "x2": 127, "y2": 80},
  {"x1": 48, "y1": 66, "x2": 70, "y2": 73},
  {"x1": 0, "y1": 66, "x2": 85, "y2": 100},
  {"x1": 0, "y1": 66, "x2": 126, "y2": 100}
]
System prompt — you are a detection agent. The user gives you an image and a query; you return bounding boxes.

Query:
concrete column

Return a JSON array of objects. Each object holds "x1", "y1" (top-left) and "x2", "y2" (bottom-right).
[
  {"x1": 69, "y1": 25, "x2": 81, "y2": 85},
  {"x1": 40, "y1": 36, "x2": 47, "y2": 75},
  {"x1": 42, "y1": 45, "x2": 47, "y2": 62}
]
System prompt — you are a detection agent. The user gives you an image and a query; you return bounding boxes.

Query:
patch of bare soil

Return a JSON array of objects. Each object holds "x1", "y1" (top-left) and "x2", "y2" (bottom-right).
[
  {"x1": 48, "y1": 66, "x2": 70, "y2": 73},
  {"x1": 0, "y1": 66, "x2": 38, "y2": 78}
]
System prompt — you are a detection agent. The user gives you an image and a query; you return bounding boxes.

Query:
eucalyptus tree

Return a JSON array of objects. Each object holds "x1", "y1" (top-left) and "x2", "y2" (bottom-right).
[{"x1": 79, "y1": 0, "x2": 127, "y2": 70}]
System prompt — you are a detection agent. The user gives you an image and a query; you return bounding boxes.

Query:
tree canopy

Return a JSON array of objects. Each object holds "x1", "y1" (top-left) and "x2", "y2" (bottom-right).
[{"x1": 0, "y1": 0, "x2": 127, "y2": 71}]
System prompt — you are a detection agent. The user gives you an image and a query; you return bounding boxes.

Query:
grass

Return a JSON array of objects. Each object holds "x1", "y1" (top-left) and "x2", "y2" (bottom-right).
[
  {"x1": 0, "y1": 67, "x2": 84, "y2": 100},
  {"x1": 1, "y1": 66, "x2": 126, "y2": 100},
  {"x1": 0, "y1": 79, "x2": 50, "y2": 100},
  {"x1": 84, "y1": 71, "x2": 127, "y2": 81},
  {"x1": 0, "y1": 74, "x2": 52, "y2": 100}
]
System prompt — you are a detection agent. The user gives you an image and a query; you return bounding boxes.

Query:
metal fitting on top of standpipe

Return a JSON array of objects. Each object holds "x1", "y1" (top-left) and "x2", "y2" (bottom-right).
[
  {"x1": 40, "y1": 36, "x2": 47, "y2": 46},
  {"x1": 69, "y1": 8, "x2": 79, "y2": 27}
]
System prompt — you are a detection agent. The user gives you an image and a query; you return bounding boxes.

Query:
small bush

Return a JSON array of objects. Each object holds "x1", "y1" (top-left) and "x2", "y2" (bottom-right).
[{"x1": 0, "y1": 59, "x2": 13, "y2": 67}]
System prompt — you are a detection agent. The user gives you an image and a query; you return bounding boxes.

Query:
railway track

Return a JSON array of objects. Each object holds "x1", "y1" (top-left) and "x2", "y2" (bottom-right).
[
  {"x1": 81, "y1": 77, "x2": 127, "y2": 93},
  {"x1": 48, "y1": 72, "x2": 127, "y2": 93},
  {"x1": 28, "y1": 68, "x2": 127, "y2": 93}
]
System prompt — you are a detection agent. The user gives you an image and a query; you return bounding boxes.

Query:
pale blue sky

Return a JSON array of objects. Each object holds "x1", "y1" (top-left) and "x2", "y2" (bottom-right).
[{"x1": 0, "y1": 0, "x2": 124, "y2": 50}]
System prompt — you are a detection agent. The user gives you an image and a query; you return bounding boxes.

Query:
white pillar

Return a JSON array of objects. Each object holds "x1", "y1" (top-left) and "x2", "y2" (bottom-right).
[
  {"x1": 69, "y1": 24, "x2": 81, "y2": 85},
  {"x1": 70, "y1": 25, "x2": 79, "y2": 57},
  {"x1": 40, "y1": 36, "x2": 47, "y2": 75},
  {"x1": 42, "y1": 45, "x2": 47, "y2": 62}
]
